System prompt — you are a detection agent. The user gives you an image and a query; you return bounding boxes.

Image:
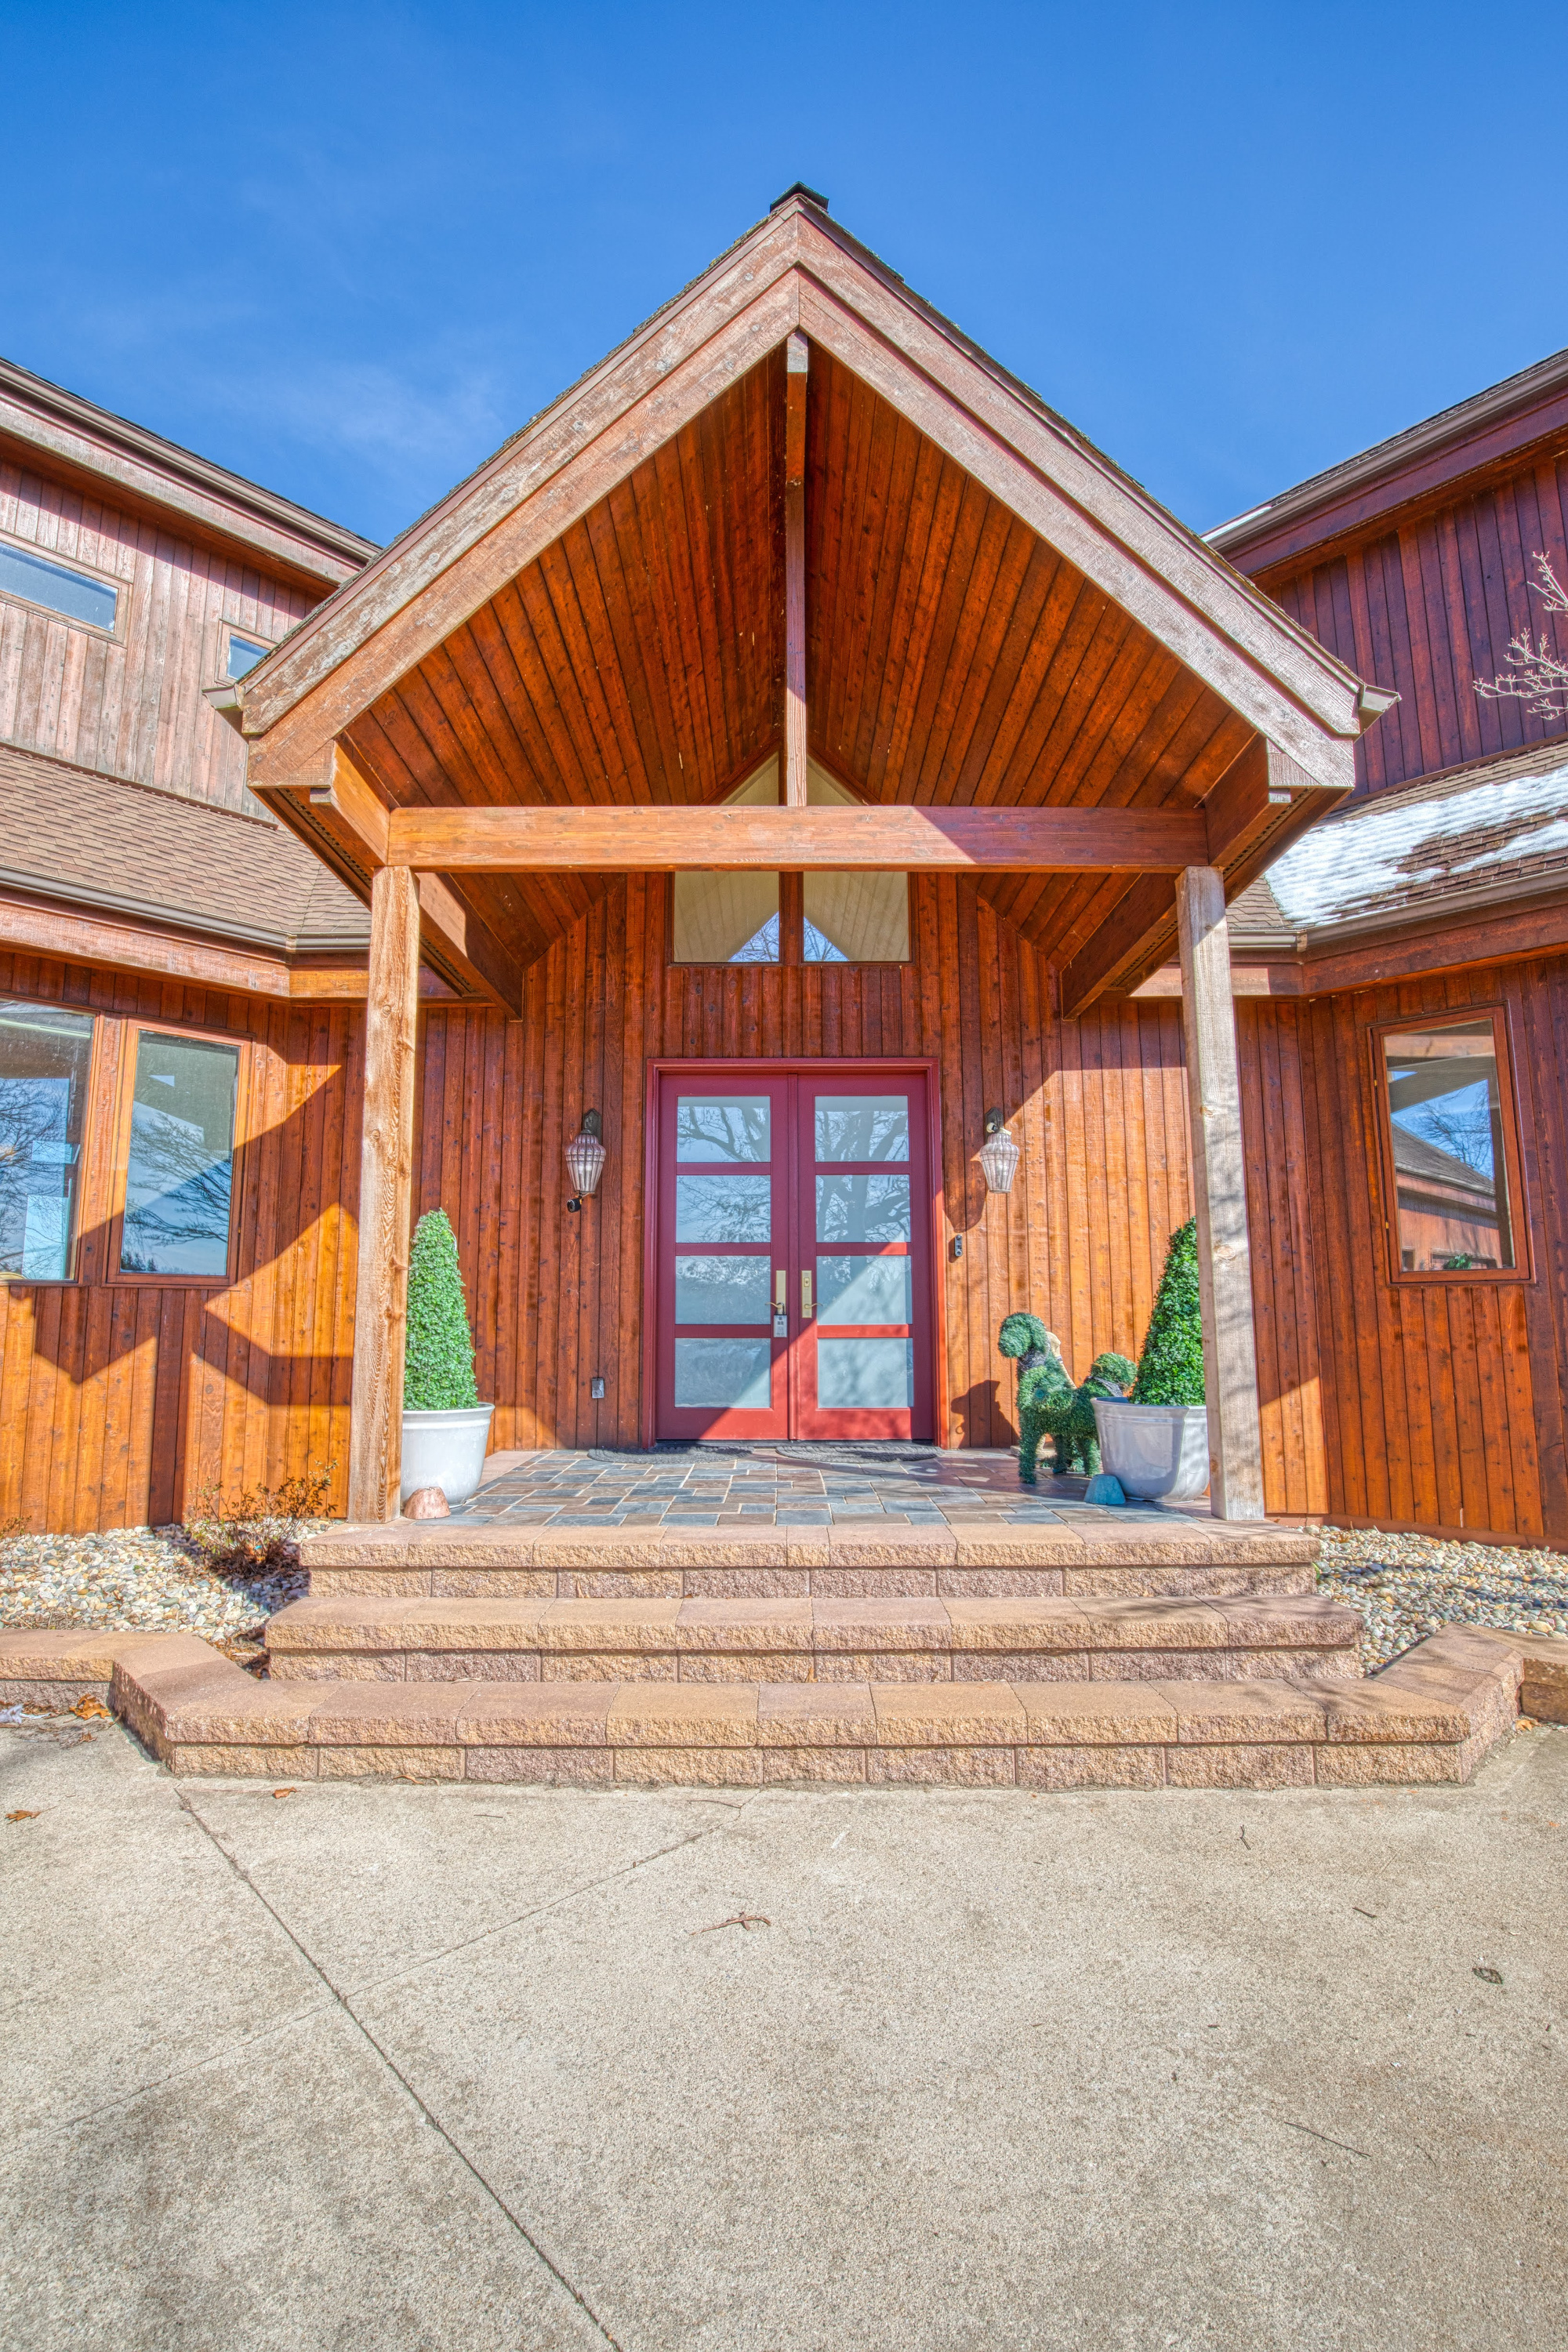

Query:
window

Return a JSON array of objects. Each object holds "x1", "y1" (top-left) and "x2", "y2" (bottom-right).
[
  {"x1": 225, "y1": 630, "x2": 273, "y2": 680},
  {"x1": 1377, "y1": 1013, "x2": 1524, "y2": 1277},
  {"x1": 0, "y1": 1002, "x2": 94, "y2": 1281},
  {"x1": 671, "y1": 756, "x2": 910, "y2": 965},
  {"x1": 119, "y1": 1032, "x2": 240, "y2": 1278},
  {"x1": 0, "y1": 537, "x2": 120, "y2": 633}
]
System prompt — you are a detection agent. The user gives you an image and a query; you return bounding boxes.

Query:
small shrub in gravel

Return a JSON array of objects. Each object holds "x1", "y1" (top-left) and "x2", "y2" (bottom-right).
[{"x1": 183, "y1": 1464, "x2": 336, "y2": 1575}]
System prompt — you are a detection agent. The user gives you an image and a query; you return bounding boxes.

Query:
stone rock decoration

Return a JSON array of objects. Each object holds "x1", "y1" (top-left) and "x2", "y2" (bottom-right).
[
  {"x1": 1094, "y1": 1220, "x2": 1210, "y2": 1501},
  {"x1": 401, "y1": 1209, "x2": 494, "y2": 1512}
]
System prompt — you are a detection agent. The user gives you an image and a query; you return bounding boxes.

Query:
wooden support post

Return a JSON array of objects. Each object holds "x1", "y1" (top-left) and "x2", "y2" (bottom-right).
[
  {"x1": 1177, "y1": 866, "x2": 1266, "y2": 1519},
  {"x1": 347, "y1": 865, "x2": 421, "y2": 1523},
  {"x1": 783, "y1": 332, "x2": 808, "y2": 808}
]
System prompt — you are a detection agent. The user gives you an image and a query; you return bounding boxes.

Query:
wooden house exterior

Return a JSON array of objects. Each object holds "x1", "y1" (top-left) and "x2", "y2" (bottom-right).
[
  {"x1": 1208, "y1": 349, "x2": 1568, "y2": 1544},
  {"x1": 0, "y1": 361, "x2": 381, "y2": 1528},
  {"x1": 6, "y1": 196, "x2": 1568, "y2": 1551}
]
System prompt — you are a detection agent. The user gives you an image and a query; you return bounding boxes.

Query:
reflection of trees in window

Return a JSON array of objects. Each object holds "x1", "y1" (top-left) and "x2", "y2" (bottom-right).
[
  {"x1": 0, "y1": 1004, "x2": 92, "y2": 1280},
  {"x1": 674, "y1": 1174, "x2": 772, "y2": 1243},
  {"x1": 815, "y1": 1097, "x2": 909, "y2": 1163},
  {"x1": 120, "y1": 1036, "x2": 238, "y2": 1277},
  {"x1": 1390, "y1": 1076, "x2": 1497, "y2": 1179},
  {"x1": 675, "y1": 1098, "x2": 771, "y2": 1163},
  {"x1": 815, "y1": 1173, "x2": 912, "y2": 1243}
]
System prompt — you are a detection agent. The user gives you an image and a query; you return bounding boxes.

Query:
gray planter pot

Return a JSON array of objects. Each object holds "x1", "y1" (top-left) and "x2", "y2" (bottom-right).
[
  {"x1": 400, "y1": 1404, "x2": 495, "y2": 1510},
  {"x1": 1092, "y1": 1399, "x2": 1210, "y2": 1502}
]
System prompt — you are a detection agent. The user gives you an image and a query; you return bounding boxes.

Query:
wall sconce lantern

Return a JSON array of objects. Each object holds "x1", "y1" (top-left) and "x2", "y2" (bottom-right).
[
  {"x1": 564, "y1": 1109, "x2": 607, "y2": 1212},
  {"x1": 978, "y1": 1107, "x2": 1019, "y2": 1196}
]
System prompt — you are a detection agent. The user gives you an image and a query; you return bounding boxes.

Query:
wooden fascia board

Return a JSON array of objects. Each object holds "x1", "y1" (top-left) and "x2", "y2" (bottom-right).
[
  {"x1": 0, "y1": 388, "x2": 367, "y2": 593},
  {"x1": 1212, "y1": 380, "x2": 1568, "y2": 580},
  {"x1": 1298, "y1": 889, "x2": 1568, "y2": 996},
  {"x1": 383, "y1": 802, "x2": 1212, "y2": 873},
  {"x1": 792, "y1": 243, "x2": 1365, "y2": 773},
  {"x1": 0, "y1": 887, "x2": 393, "y2": 1000},
  {"x1": 238, "y1": 234, "x2": 808, "y2": 771},
  {"x1": 238, "y1": 201, "x2": 1364, "y2": 793}
]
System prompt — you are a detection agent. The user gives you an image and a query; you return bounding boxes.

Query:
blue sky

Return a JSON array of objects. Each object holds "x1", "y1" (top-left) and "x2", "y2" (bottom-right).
[{"x1": 5, "y1": 1, "x2": 1567, "y2": 549}]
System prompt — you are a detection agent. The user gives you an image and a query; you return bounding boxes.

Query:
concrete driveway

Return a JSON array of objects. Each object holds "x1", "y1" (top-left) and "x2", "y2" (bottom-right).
[{"x1": 3, "y1": 1711, "x2": 1564, "y2": 2351}]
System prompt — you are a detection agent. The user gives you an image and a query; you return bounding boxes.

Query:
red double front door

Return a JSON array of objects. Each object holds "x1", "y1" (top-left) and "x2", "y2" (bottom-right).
[{"x1": 652, "y1": 1064, "x2": 934, "y2": 1442}]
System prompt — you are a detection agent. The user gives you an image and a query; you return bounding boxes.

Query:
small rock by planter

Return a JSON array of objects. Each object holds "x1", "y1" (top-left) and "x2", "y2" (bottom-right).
[
  {"x1": 404, "y1": 1486, "x2": 451, "y2": 1520},
  {"x1": 1083, "y1": 1472, "x2": 1127, "y2": 1507}
]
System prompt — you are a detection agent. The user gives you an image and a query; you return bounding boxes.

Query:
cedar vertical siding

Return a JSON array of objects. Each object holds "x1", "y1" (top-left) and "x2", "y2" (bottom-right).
[
  {"x1": 0, "y1": 949, "x2": 361, "y2": 1533},
  {"x1": 0, "y1": 453, "x2": 313, "y2": 813},
  {"x1": 409, "y1": 875, "x2": 1192, "y2": 1460},
  {"x1": 1236, "y1": 955, "x2": 1568, "y2": 1546},
  {"x1": 1256, "y1": 446, "x2": 1568, "y2": 797}
]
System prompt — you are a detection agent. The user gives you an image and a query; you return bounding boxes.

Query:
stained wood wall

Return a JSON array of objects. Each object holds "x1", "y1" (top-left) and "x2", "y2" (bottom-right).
[
  {"x1": 1258, "y1": 448, "x2": 1568, "y2": 797},
  {"x1": 412, "y1": 873, "x2": 1193, "y2": 1458},
  {"x1": 0, "y1": 948, "x2": 361, "y2": 1533},
  {"x1": 1236, "y1": 955, "x2": 1568, "y2": 1544},
  {"x1": 0, "y1": 452, "x2": 312, "y2": 812}
]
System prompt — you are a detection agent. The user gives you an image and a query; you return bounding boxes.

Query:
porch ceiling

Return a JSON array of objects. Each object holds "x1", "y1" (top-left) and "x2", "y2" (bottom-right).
[{"x1": 333, "y1": 345, "x2": 1257, "y2": 977}]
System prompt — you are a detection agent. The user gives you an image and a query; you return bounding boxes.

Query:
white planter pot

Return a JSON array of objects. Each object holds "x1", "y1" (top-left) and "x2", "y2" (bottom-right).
[
  {"x1": 400, "y1": 1404, "x2": 495, "y2": 1509},
  {"x1": 1092, "y1": 1399, "x2": 1210, "y2": 1502}
]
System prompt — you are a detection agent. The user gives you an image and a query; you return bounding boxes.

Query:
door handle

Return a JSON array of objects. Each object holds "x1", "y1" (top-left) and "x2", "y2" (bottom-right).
[
  {"x1": 775, "y1": 1268, "x2": 787, "y2": 1312},
  {"x1": 800, "y1": 1269, "x2": 813, "y2": 1320}
]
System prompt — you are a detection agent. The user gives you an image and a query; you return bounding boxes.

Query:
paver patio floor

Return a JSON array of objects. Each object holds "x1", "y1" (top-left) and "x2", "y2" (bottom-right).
[{"x1": 461, "y1": 1442, "x2": 1188, "y2": 1530}]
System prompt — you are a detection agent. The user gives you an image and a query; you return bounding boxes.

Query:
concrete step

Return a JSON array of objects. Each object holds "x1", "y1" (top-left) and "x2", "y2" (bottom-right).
[
  {"x1": 297, "y1": 1519, "x2": 1318, "y2": 1602},
  {"x1": 265, "y1": 1592, "x2": 1363, "y2": 1685},
  {"x1": 105, "y1": 1621, "x2": 1564, "y2": 1790}
]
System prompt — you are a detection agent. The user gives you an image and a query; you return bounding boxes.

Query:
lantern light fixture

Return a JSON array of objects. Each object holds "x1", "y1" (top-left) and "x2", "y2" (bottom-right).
[
  {"x1": 978, "y1": 1106, "x2": 1019, "y2": 1196},
  {"x1": 564, "y1": 1109, "x2": 607, "y2": 1212}
]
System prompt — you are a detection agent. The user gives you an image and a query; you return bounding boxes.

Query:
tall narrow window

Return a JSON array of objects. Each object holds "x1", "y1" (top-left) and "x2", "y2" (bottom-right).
[
  {"x1": 120, "y1": 1033, "x2": 240, "y2": 1278},
  {"x1": 1379, "y1": 1014, "x2": 1521, "y2": 1275},
  {"x1": 0, "y1": 1001, "x2": 94, "y2": 1281}
]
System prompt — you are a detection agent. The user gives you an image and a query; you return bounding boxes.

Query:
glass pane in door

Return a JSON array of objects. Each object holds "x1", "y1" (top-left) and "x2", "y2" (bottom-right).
[
  {"x1": 815, "y1": 1174, "x2": 911, "y2": 1243},
  {"x1": 817, "y1": 1255, "x2": 912, "y2": 1323},
  {"x1": 814, "y1": 1094, "x2": 909, "y2": 1161},
  {"x1": 676, "y1": 1174, "x2": 771, "y2": 1241},
  {"x1": 673, "y1": 1255, "x2": 771, "y2": 1323},
  {"x1": 676, "y1": 1095, "x2": 771, "y2": 1160},
  {"x1": 817, "y1": 1338, "x2": 913, "y2": 1407},
  {"x1": 674, "y1": 1338, "x2": 773, "y2": 1408}
]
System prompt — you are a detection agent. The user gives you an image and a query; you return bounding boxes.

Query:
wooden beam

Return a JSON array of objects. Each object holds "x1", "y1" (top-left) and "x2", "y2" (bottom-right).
[
  {"x1": 1058, "y1": 873, "x2": 1178, "y2": 1015},
  {"x1": 252, "y1": 746, "x2": 522, "y2": 1012},
  {"x1": 1177, "y1": 866, "x2": 1265, "y2": 1520},
  {"x1": 1203, "y1": 739, "x2": 1339, "y2": 868},
  {"x1": 783, "y1": 332, "x2": 808, "y2": 808},
  {"x1": 416, "y1": 870, "x2": 524, "y2": 1015},
  {"x1": 384, "y1": 802, "x2": 1210, "y2": 873},
  {"x1": 347, "y1": 866, "x2": 421, "y2": 1524}
]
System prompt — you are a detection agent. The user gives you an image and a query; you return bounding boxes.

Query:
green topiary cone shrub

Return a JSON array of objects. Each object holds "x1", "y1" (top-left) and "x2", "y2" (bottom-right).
[
  {"x1": 1131, "y1": 1219, "x2": 1205, "y2": 1406},
  {"x1": 404, "y1": 1210, "x2": 481, "y2": 1410}
]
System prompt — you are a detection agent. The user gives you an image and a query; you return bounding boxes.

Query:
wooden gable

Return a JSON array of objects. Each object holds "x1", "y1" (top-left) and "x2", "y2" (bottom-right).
[{"x1": 234, "y1": 195, "x2": 1382, "y2": 1010}]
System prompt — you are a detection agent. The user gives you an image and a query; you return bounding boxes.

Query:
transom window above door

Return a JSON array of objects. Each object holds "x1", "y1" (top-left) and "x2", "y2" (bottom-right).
[{"x1": 670, "y1": 756, "x2": 909, "y2": 964}]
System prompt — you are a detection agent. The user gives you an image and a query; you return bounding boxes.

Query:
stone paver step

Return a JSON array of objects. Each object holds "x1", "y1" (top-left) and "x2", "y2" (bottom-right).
[
  {"x1": 264, "y1": 1591, "x2": 1362, "y2": 1686},
  {"x1": 299, "y1": 1519, "x2": 1318, "y2": 1602},
  {"x1": 87, "y1": 1621, "x2": 1564, "y2": 1789}
]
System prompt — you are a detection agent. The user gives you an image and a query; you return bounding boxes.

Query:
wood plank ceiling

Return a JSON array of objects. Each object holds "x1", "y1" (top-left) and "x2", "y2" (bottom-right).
[{"x1": 340, "y1": 343, "x2": 1254, "y2": 977}]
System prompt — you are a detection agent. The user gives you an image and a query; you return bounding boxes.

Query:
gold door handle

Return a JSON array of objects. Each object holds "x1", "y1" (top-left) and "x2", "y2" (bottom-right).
[
  {"x1": 800, "y1": 1269, "x2": 813, "y2": 1320},
  {"x1": 775, "y1": 1268, "x2": 787, "y2": 1312}
]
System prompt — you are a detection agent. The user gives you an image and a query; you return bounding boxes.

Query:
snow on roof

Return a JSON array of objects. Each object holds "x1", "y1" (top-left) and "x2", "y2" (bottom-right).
[{"x1": 1265, "y1": 750, "x2": 1568, "y2": 932}]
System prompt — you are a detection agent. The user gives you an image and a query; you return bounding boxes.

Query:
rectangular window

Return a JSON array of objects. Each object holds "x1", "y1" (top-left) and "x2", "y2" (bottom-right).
[
  {"x1": 1378, "y1": 1013, "x2": 1523, "y2": 1276},
  {"x1": 0, "y1": 538, "x2": 119, "y2": 633},
  {"x1": 0, "y1": 1001, "x2": 94, "y2": 1281},
  {"x1": 120, "y1": 1032, "x2": 240, "y2": 1278}
]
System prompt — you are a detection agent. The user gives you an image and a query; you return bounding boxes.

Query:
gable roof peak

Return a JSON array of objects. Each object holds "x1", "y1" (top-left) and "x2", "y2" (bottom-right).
[{"x1": 770, "y1": 182, "x2": 830, "y2": 213}]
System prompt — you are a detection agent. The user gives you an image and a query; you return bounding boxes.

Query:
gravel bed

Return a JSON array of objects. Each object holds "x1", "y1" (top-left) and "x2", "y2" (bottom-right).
[
  {"x1": 0, "y1": 1524, "x2": 315, "y2": 1664},
  {"x1": 1316, "y1": 1525, "x2": 1568, "y2": 1668}
]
